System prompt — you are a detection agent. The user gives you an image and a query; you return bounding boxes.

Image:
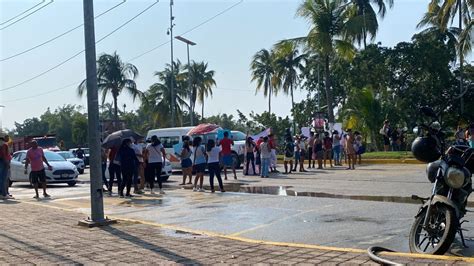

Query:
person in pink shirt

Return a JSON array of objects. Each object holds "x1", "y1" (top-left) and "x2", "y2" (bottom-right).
[{"x1": 25, "y1": 140, "x2": 53, "y2": 199}]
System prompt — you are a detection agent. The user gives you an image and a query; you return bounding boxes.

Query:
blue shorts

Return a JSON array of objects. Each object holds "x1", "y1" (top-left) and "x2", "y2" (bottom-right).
[
  {"x1": 223, "y1": 154, "x2": 233, "y2": 167},
  {"x1": 181, "y1": 158, "x2": 192, "y2": 168}
]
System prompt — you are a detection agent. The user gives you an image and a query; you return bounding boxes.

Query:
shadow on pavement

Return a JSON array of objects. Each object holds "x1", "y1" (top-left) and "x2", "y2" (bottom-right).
[
  {"x1": 0, "y1": 232, "x2": 80, "y2": 264},
  {"x1": 101, "y1": 226, "x2": 198, "y2": 264}
]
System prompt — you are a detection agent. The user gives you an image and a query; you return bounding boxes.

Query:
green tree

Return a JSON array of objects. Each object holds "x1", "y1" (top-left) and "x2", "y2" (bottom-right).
[
  {"x1": 72, "y1": 113, "x2": 88, "y2": 145},
  {"x1": 13, "y1": 118, "x2": 49, "y2": 137},
  {"x1": 250, "y1": 49, "x2": 278, "y2": 113},
  {"x1": 345, "y1": 0, "x2": 394, "y2": 48},
  {"x1": 273, "y1": 41, "x2": 307, "y2": 131},
  {"x1": 144, "y1": 61, "x2": 189, "y2": 127},
  {"x1": 78, "y1": 51, "x2": 141, "y2": 122},
  {"x1": 183, "y1": 61, "x2": 216, "y2": 120},
  {"x1": 296, "y1": 0, "x2": 355, "y2": 123}
]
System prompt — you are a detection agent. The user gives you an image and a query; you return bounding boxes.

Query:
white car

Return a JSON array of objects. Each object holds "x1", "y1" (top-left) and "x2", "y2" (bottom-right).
[
  {"x1": 56, "y1": 151, "x2": 85, "y2": 174},
  {"x1": 10, "y1": 150, "x2": 80, "y2": 187}
]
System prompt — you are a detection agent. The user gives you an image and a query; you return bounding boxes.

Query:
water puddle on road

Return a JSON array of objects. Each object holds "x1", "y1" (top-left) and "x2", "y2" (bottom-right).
[{"x1": 194, "y1": 183, "x2": 474, "y2": 207}]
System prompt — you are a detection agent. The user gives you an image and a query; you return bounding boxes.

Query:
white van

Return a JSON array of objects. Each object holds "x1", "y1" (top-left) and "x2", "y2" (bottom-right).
[
  {"x1": 146, "y1": 126, "x2": 195, "y2": 170},
  {"x1": 147, "y1": 127, "x2": 247, "y2": 170}
]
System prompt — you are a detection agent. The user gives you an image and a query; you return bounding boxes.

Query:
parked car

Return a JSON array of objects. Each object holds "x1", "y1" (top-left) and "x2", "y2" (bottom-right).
[
  {"x1": 10, "y1": 150, "x2": 79, "y2": 187},
  {"x1": 69, "y1": 148, "x2": 90, "y2": 166},
  {"x1": 56, "y1": 151, "x2": 85, "y2": 174}
]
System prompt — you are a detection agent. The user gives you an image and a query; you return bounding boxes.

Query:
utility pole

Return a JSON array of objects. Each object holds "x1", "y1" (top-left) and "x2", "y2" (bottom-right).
[
  {"x1": 175, "y1": 36, "x2": 196, "y2": 126},
  {"x1": 169, "y1": 0, "x2": 176, "y2": 127},
  {"x1": 458, "y1": 0, "x2": 464, "y2": 115},
  {"x1": 79, "y1": 0, "x2": 111, "y2": 227}
]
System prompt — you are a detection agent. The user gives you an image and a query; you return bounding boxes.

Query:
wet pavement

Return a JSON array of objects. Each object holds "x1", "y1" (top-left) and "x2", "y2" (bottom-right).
[{"x1": 7, "y1": 164, "x2": 474, "y2": 258}]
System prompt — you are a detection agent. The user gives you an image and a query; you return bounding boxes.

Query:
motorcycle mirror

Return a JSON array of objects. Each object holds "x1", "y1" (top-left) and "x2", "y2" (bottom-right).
[
  {"x1": 413, "y1": 126, "x2": 419, "y2": 135},
  {"x1": 420, "y1": 106, "x2": 437, "y2": 119},
  {"x1": 431, "y1": 121, "x2": 441, "y2": 131}
]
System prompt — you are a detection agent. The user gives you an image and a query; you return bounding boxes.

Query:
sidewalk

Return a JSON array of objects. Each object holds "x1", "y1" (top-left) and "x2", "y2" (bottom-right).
[{"x1": 0, "y1": 201, "x2": 471, "y2": 265}]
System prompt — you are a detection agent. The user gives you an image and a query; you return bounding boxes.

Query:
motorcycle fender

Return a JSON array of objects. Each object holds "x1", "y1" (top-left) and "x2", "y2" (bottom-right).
[{"x1": 417, "y1": 196, "x2": 461, "y2": 218}]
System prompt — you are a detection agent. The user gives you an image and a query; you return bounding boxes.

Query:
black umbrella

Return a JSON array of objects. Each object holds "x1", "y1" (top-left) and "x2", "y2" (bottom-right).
[{"x1": 102, "y1": 129, "x2": 144, "y2": 148}]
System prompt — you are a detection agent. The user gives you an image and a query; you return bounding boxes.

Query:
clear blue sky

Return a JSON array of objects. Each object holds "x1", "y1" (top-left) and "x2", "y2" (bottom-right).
[{"x1": 1, "y1": 0, "x2": 434, "y2": 129}]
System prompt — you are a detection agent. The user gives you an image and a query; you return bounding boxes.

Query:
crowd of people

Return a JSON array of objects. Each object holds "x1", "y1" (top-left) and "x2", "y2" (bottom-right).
[
  {"x1": 455, "y1": 124, "x2": 474, "y2": 148},
  {"x1": 380, "y1": 120, "x2": 408, "y2": 152}
]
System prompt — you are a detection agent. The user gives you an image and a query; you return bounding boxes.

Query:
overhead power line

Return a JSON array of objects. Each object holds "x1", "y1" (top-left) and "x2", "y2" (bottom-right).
[
  {"x1": 2, "y1": 0, "x2": 243, "y2": 103},
  {"x1": 0, "y1": 0, "x2": 45, "y2": 26},
  {"x1": 0, "y1": 0, "x2": 54, "y2": 31},
  {"x1": 0, "y1": 0, "x2": 160, "y2": 92},
  {"x1": 128, "y1": 0, "x2": 243, "y2": 62},
  {"x1": 1, "y1": 0, "x2": 127, "y2": 62}
]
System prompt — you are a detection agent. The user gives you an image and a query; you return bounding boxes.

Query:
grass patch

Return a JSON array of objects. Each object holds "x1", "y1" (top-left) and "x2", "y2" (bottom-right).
[
  {"x1": 362, "y1": 151, "x2": 414, "y2": 159},
  {"x1": 277, "y1": 151, "x2": 414, "y2": 160}
]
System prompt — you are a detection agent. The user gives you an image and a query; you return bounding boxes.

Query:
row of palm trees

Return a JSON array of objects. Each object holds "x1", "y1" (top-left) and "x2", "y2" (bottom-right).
[
  {"x1": 78, "y1": 52, "x2": 216, "y2": 127},
  {"x1": 251, "y1": 0, "x2": 471, "y2": 124}
]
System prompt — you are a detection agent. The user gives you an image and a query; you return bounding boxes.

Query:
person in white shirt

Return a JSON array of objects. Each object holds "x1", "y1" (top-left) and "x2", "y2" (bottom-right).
[
  {"x1": 206, "y1": 139, "x2": 225, "y2": 193},
  {"x1": 131, "y1": 138, "x2": 145, "y2": 194},
  {"x1": 144, "y1": 135, "x2": 166, "y2": 194},
  {"x1": 259, "y1": 136, "x2": 271, "y2": 178}
]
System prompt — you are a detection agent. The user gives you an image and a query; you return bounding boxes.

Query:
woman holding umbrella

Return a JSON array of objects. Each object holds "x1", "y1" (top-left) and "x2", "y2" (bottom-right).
[{"x1": 117, "y1": 139, "x2": 139, "y2": 198}]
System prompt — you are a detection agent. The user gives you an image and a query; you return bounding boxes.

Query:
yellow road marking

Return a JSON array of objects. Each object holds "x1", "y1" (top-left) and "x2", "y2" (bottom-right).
[{"x1": 21, "y1": 200, "x2": 474, "y2": 263}]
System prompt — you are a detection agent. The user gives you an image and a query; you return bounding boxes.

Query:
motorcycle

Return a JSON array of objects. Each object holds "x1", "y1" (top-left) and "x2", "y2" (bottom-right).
[{"x1": 409, "y1": 107, "x2": 473, "y2": 255}]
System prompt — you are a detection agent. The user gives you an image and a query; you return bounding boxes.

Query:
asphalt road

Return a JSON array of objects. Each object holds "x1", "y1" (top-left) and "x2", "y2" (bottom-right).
[{"x1": 7, "y1": 164, "x2": 474, "y2": 257}]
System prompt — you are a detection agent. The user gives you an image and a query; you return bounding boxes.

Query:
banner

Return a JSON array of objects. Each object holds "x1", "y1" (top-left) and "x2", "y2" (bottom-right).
[{"x1": 250, "y1": 128, "x2": 271, "y2": 140}]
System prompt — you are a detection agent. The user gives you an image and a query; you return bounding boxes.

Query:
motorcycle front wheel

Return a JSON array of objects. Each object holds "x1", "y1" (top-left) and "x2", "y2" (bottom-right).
[{"x1": 409, "y1": 204, "x2": 457, "y2": 255}]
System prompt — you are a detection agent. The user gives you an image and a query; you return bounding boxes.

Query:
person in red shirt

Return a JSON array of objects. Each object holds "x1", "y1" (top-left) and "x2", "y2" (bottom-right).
[
  {"x1": 25, "y1": 140, "x2": 53, "y2": 199},
  {"x1": 219, "y1": 131, "x2": 236, "y2": 180},
  {"x1": 0, "y1": 136, "x2": 12, "y2": 199}
]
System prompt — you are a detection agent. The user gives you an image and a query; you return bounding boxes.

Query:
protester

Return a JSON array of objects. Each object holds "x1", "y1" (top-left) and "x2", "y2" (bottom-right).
[
  {"x1": 297, "y1": 135, "x2": 307, "y2": 172},
  {"x1": 118, "y1": 139, "x2": 139, "y2": 198},
  {"x1": 283, "y1": 136, "x2": 294, "y2": 174},
  {"x1": 467, "y1": 124, "x2": 474, "y2": 148},
  {"x1": 131, "y1": 138, "x2": 145, "y2": 194},
  {"x1": 332, "y1": 130, "x2": 342, "y2": 166},
  {"x1": 245, "y1": 137, "x2": 256, "y2": 175},
  {"x1": 269, "y1": 133, "x2": 278, "y2": 173},
  {"x1": 192, "y1": 137, "x2": 206, "y2": 192},
  {"x1": 107, "y1": 147, "x2": 122, "y2": 196},
  {"x1": 145, "y1": 135, "x2": 166, "y2": 194},
  {"x1": 455, "y1": 126, "x2": 467, "y2": 145},
  {"x1": 345, "y1": 130, "x2": 356, "y2": 170},
  {"x1": 391, "y1": 127, "x2": 400, "y2": 151},
  {"x1": 259, "y1": 136, "x2": 271, "y2": 178},
  {"x1": 307, "y1": 131, "x2": 315, "y2": 168},
  {"x1": 340, "y1": 131, "x2": 347, "y2": 165},
  {"x1": 24, "y1": 140, "x2": 52, "y2": 199},
  {"x1": 207, "y1": 139, "x2": 225, "y2": 193},
  {"x1": 323, "y1": 132, "x2": 333, "y2": 168},
  {"x1": 354, "y1": 131, "x2": 364, "y2": 165},
  {"x1": 219, "y1": 131, "x2": 237, "y2": 180},
  {"x1": 380, "y1": 120, "x2": 391, "y2": 152},
  {"x1": 179, "y1": 136, "x2": 193, "y2": 185},
  {"x1": 313, "y1": 133, "x2": 323, "y2": 169},
  {"x1": 4, "y1": 135, "x2": 13, "y2": 199},
  {"x1": 101, "y1": 148, "x2": 108, "y2": 191},
  {"x1": 255, "y1": 136, "x2": 263, "y2": 176},
  {"x1": 0, "y1": 137, "x2": 11, "y2": 200},
  {"x1": 76, "y1": 146, "x2": 85, "y2": 160},
  {"x1": 292, "y1": 136, "x2": 299, "y2": 172}
]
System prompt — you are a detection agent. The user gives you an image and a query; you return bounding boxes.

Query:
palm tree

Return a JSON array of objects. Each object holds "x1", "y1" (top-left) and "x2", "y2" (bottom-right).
[
  {"x1": 78, "y1": 52, "x2": 141, "y2": 122},
  {"x1": 273, "y1": 41, "x2": 307, "y2": 131},
  {"x1": 345, "y1": 0, "x2": 394, "y2": 48},
  {"x1": 296, "y1": 0, "x2": 355, "y2": 123},
  {"x1": 183, "y1": 61, "x2": 216, "y2": 120},
  {"x1": 250, "y1": 49, "x2": 278, "y2": 113},
  {"x1": 145, "y1": 61, "x2": 189, "y2": 127}
]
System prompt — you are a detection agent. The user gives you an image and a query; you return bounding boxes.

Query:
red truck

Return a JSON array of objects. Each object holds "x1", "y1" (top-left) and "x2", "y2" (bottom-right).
[{"x1": 12, "y1": 134, "x2": 59, "y2": 152}]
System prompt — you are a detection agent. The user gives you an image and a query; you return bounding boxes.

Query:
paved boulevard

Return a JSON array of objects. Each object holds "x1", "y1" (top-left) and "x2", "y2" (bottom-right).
[{"x1": 8, "y1": 164, "x2": 474, "y2": 257}]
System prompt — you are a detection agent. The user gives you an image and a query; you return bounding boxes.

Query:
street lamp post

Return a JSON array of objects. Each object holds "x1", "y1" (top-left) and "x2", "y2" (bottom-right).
[
  {"x1": 169, "y1": 0, "x2": 176, "y2": 127},
  {"x1": 0, "y1": 105, "x2": 5, "y2": 131},
  {"x1": 175, "y1": 36, "x2": 196, "y2": 126}
]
